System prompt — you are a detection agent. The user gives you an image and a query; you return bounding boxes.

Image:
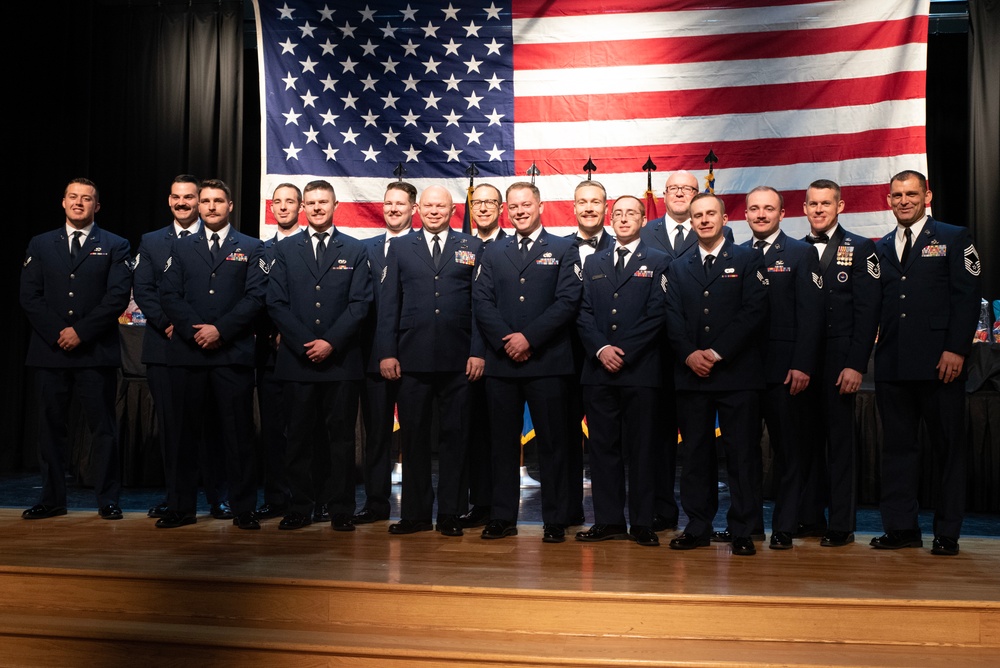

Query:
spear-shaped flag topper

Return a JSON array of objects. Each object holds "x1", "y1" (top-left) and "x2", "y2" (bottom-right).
[
  {"x1": 642, "y1": 155, "x2": 659, "y2": 221},
  {"x1": 393, "y1": 162, "x2": 406, "y2": 182},
  {"x1": 703, "y1": 149, "x2": 718, "y2": 194},
  {"x1": 642, "y1": 155, "x2": 657, "y2": 193},
  {"x1": 462, "y1": 163, "x2": 480, "y2": 234},
  {"x1": 465, "y1": 162, "x2": 480, "y2": 188},
  {"x1": 583, "y1": 157, "x2": 597, "y2": 180},
  {"x1": 526, "y1": 162, "x2": 540, "y2": 185}
]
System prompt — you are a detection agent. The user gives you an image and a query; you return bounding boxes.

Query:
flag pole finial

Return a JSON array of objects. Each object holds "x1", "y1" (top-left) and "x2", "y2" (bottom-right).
[
  {"x1": 703, "y1": 150, "x2": 718, "y2": 194},
  {"x1": 465, "y1": 162, "x2": 480, "y2": 188},
  {"x1": 642, "y1": 155, "x2": 657, "y2": 193},
  {"x1": 393, "y1": 162, "x2": 407, "y2": 182},
  {"x1": 583, "y1": 157, "x2": 597, "y2": 181},
  {"x1": 526, "y1": 162, "x2": 540, "y2": 185}
]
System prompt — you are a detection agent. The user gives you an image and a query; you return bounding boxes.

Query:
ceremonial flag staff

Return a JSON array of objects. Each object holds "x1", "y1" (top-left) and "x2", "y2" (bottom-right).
[
  {"x1": 462, "y1": 162, "x2": 480, "y2": 234},
  {"x1": 583, "y1": 157, "x2": 597, "y2": 181}
]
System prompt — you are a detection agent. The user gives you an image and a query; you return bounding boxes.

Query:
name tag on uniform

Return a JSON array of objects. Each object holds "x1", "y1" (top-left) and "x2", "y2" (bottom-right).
[
  {"x1": 922, "y1": 243, "x2": 946, "y2": 257},
  {"x1": 454, "y1": 250, "x2": 476, "y2": 266},
  {"x1": 225, "y1": 252, "x2": 248, "y2": 262}
]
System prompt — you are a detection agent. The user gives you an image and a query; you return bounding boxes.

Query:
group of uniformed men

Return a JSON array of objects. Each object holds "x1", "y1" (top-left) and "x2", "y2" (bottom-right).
[{"x1": 19, "y1": 168, "x2": 982, "y2": 556}]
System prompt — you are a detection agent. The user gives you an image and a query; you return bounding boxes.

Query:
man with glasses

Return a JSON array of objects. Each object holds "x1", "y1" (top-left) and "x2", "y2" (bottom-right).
[
  {"x1": 641, "y1": 170, "x2": 733, "y2": 259},
  {"x1": 575, "y1": 195, "x2": 670, "y2": 547},
  {"x1": 473, "y1": 182, "x2": 583, "y2": 543},
  {"x1": 460, "y1": 183, "x2": 507, "y2": 529}
]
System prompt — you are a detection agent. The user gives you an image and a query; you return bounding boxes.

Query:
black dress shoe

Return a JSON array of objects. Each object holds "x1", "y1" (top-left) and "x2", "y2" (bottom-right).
[
  {"x1": 629, "y1": 526, "x2": 660, "y2": 547},
  {"x1": 99, "y1": 504, "x2": 123, "y2": 520},
  {"x1": 731, "y1": 536, "x2": 757, "y2": 556},
  {"x1": 155, "y1": 512, "x2": 196, "y2": 528},
  {"x1": 651, "y1": 514, "x2": 678, "y2": 532},
  {"x1": 669, "y1": 532, "x2": 711, "y2": 550},
  {"x1": 211, "y1": 502, "x2": 234, "y2": 520},
  {"x1": 313, "y1": 504, "x2": 331, "y2": 522},
  {"x1": 388, "y1": 519, "x2": 433, "y2": 535},
  {"x1": 458, "y1": 505, "x2": 491, "y2": 528},
  {"x1": 566, "y1": 514, "x2": 586, "y2": 527},
  {"x1": 575, "y1": 524, "x2": 628, "y2": 542},
  {"x1": 22, "y1": 504, "x2": 67, "y2": 520},
  {"x1": 256, "y1": 503, "x2": 287, "y2": 519},
  {"x1": 232, "y1": 511, "x2": 261, "y2": 530},
  {"x1": 711, "y1": 529, "x2": 733, "y2": 543},
  {"x1": 436, "y1": 515, "x2": 464, "y2": 536},
  {"x1": 542, "y1": 524, "x2": 565, "y2": 543},
  {"x1": 278, "y1": 512, "x2": 311, "y2": 530},
  {"x1": 769, "y1": 532, "x2": 793, "y2": 549},
  {"x1": 147, "y1": 502, "x2": 169, "y2": 519},
  {"x1": 352, "y1": 507, "x2": 390, "y2": 524},
  {"x1": 820, "y1": 531, "x2": 855, "y2": 547},
  {"x1": 481, "y1": 519, "x2": 517, "y2": 539},
  {"x1": 331, "y1": 513, "x2": 356, "y2": 532},
  {"x1": 870, "y1": 530, "x2": 922, "y2": 549},
  {"x1": 931, "y1": 536, "x2": 959, "y2": 556},
  {"x1": 793, "y1": 521, "x2": 828, "y2": 538}
]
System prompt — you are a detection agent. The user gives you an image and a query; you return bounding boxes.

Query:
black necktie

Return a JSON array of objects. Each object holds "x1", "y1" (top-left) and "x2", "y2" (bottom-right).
[
  {"x1": 575, "y1": 236, "x2": 598, "y2": 249},
  {"x1": 754, "y1": 239, "x2": 767, "y2": 253},
  {"x1": 178, "y1": 230, "x2": 191, "y2": 238},
  {"x1": 900, "y1": 227, "x2": 912, "y2": 266},
  {"x1": 315, "y1": 231, "x2": 329, "y2": 267},
  {"x1": 69, "y1": 231, "x2": 83, "y2": 260},
  {"x1": 615, "y1": 247, "x2": 628, "y2": 278},
  {"x1": 673, "y1": 225, "x2": 685, "y2": 252},
  {"x1": 432, "y1": 234, "x2": 442, "y2": 268},
  {"x1": 704, "y1": 254, "x2": 715, "y2": 276},
  {"x1": 520, "y1": 236, "x2": 530, "y2": 257},
  {"x1": 806, "y1": 232, "x2": 829, "y2": 245},
  {"x1": 210, "y1": 232, "x2": 221, "y2": 260}
]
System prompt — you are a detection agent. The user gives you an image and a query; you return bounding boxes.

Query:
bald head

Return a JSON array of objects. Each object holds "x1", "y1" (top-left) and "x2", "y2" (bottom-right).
[{"x1": 418, "y1": 185, "x2": 455, "y2": 234}]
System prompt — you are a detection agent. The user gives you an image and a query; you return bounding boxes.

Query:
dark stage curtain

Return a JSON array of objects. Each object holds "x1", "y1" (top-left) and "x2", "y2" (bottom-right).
[
  {"x1": 968, "y1": 0, "x2": 1000, "y2": 301},
  {"x1": 3, "y1": 0, "x2": 243, "y2": 473}
]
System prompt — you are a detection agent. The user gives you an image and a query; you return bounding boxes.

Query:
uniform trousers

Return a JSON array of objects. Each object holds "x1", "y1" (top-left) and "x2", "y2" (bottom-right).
[
  {"x1": 761, "y1": 382, "x2": 809, "y2": 533},
  {"x1": 171, "y1": 365, "x2": 256, "y2": 516},
  {"x1": 396, "y1": 371, "x2": 470, "y2": 521},
  {"x1": 677, "y1": 389, "x2": 762, "y2": 538},
  {"x1": 582, "y1": 384, "x2": 660, "y2": 527},
  {"x1": 283, "y1": 379, "x2": 361, "y2": 518},
  {"x1": 485, "y1": 375, "x2": 575, "y2": 525},
  {"x1": 359, "y1": 373, "x2": 399, "y2": 517},
  {"x1": 875, "y1": 379, "x2": 967, "y2": 538},
  {"x1": 33, "y1": 367, "x2": 120, "y2": 508}
]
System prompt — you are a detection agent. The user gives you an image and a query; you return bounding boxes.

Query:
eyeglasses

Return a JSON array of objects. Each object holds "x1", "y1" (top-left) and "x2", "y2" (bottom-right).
[
  {"x1": 611, "y1": 210, "x2": 643, "y2": 220},
  {"x1": 666, "y1": 185, "x2": 698, "y2": 195},
  {"x1": 470, "y1": 199, "x2": 500, "y2": 209}
]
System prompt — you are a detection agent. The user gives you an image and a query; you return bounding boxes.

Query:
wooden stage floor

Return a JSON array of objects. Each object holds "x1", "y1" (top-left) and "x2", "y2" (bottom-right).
[{"x1": 1, "y1": 509, "x2": 999, "y2": 666}]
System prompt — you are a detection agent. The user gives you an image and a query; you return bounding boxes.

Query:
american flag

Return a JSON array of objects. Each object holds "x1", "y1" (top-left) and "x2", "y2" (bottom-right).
[{"x1": 253, "y1": 0, "x2": 929, "y2": 240}]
